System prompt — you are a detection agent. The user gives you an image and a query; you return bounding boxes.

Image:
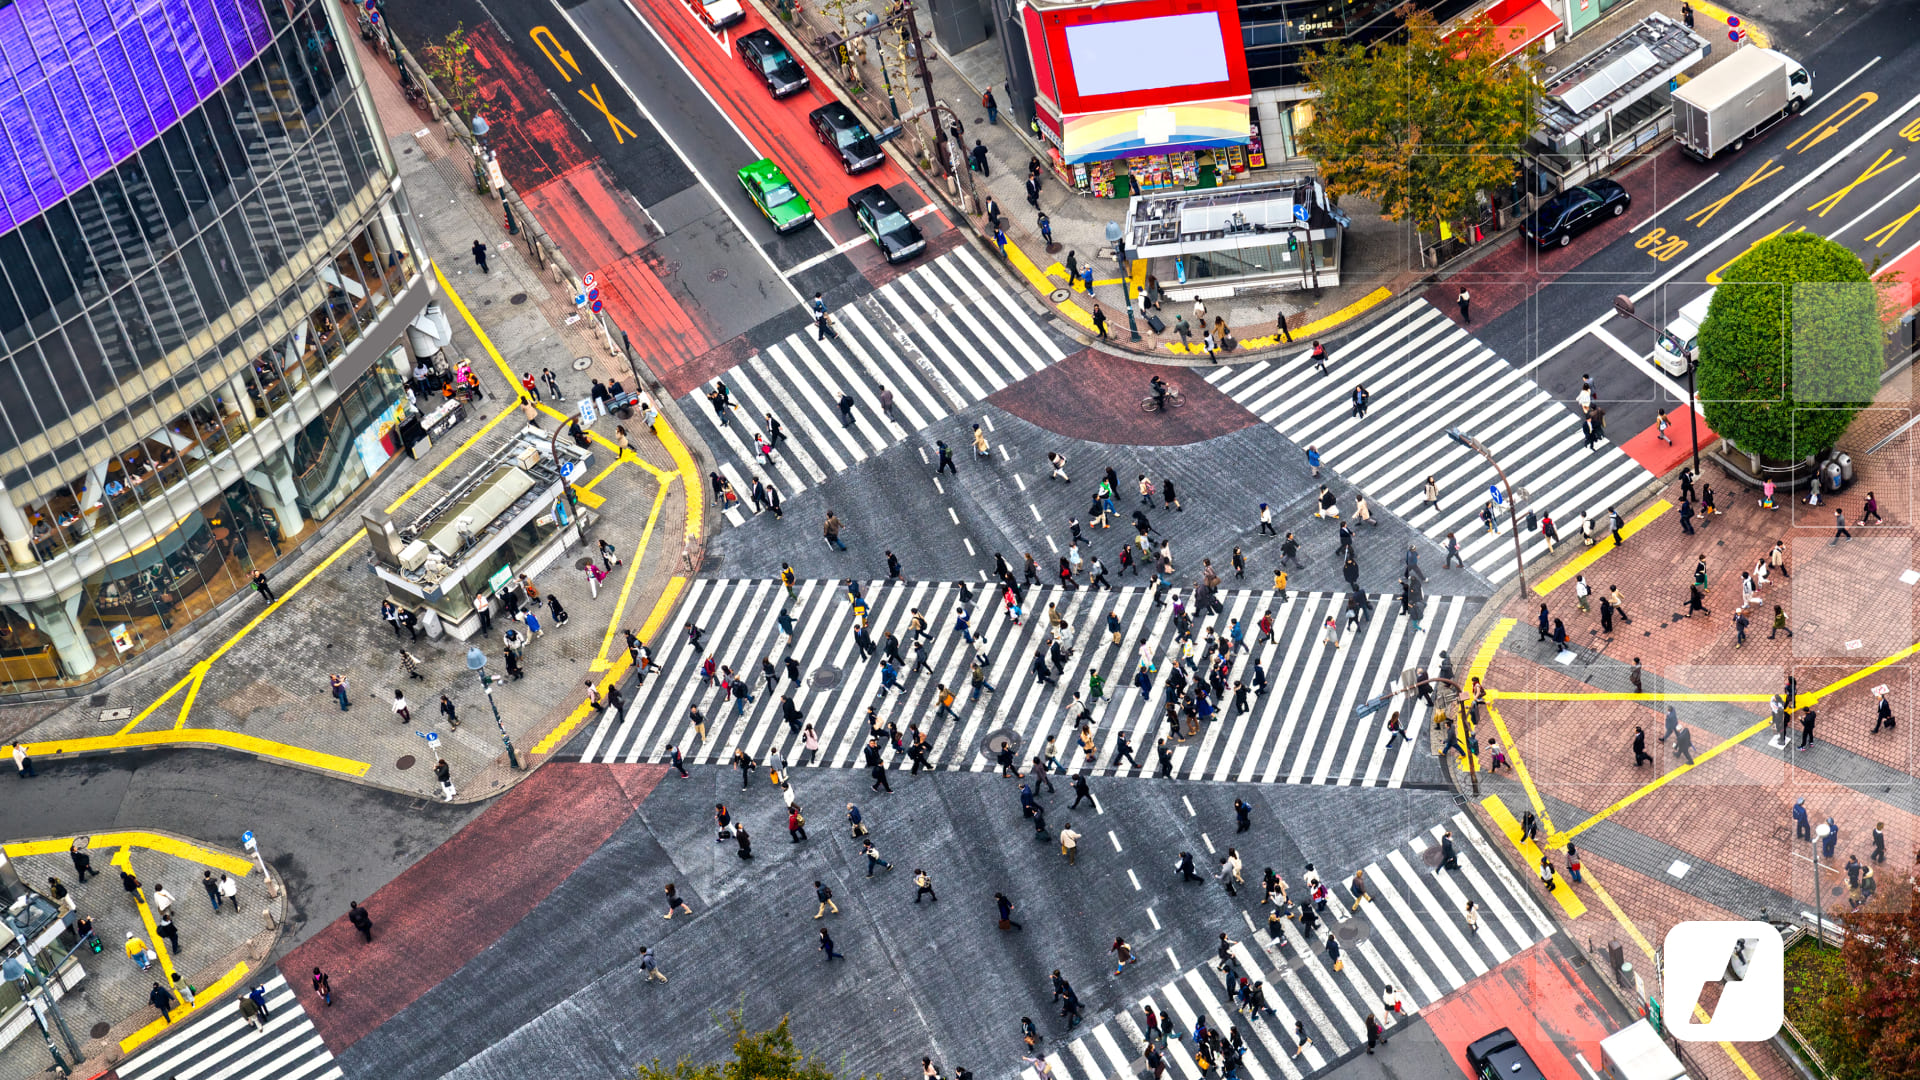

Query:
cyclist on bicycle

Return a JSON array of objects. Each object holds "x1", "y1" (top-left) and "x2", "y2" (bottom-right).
[{"x1": 1149, "y1": 375, "x2": 1168, "y2": 412}]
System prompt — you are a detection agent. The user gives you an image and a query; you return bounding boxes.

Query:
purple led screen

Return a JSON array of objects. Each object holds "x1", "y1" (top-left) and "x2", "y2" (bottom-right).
[{"x1": 0, "y1": 0, "x2": 275, "y2": 234}]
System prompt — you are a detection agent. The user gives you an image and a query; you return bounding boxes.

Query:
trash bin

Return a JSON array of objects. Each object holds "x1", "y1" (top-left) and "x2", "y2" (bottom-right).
[
  {"x1": 1836, "y1": 452, "x2": 1854, "y2": 483},
  {"x1": 1822, "y1": 460, "x2": 1844, "y2": 493}
]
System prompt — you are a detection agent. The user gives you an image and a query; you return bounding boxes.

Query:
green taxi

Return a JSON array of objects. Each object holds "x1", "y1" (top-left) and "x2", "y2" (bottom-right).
[{"x1": 737, "y1": 158, "x2": 813, "y2": 233}]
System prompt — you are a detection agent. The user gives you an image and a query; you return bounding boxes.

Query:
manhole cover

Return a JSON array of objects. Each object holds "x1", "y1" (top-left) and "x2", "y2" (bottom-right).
[
  {"x1": 1050, "y1": 288, "x2": 1071, "y2": 304},
  {"x1": 1420, "y1": 847, "x2": 1442, "y2": 868},
  {"x1": 89, "y1": 1023, "x2": 109, "y2": 1039},
  {"x1": 1831, "y1": 885, "x2": 1844, "y2": 897},
  {"x1": 396, "y1": 755, "x2": 416, "y2": 771},
  {"x1": 510, "y1": 292, "x2": 528, "y2": 305},
  {"x1": 979, "y1": 728, "x2": 1019, "y2": 758},
  {"x1": 1335, "y1": 921, "x2": 1370, "y2": 944},
  {"x1": 576, "y1": 556, "x2": 596, "y2": 569},
  {"x1": 571, "y1": 356, "x2": 593, "y2": 371},
  {"x1": 99, "y1": 707, "x2": 132, "y2": 722},
  {"x1": 810, "y1": 666, "x2": 841, "y2": 690},
  {"x1": 708, "y1": 267, "x2": 728, "y2": 283}
]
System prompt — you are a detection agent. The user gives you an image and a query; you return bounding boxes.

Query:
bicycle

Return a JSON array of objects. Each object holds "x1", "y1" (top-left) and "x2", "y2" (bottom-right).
[{"x1": 1141, "y1": 391, "x2": 1186, "y2": 412}]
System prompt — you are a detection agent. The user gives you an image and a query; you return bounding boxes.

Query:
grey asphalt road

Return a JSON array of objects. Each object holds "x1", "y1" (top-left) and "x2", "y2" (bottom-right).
[{"x1": 0, "y1": 751, "x2": 481, "y2": 960}]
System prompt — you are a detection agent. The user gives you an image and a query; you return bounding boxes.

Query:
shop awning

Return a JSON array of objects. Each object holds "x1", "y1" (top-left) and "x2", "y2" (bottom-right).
[
  {"x1": 1448, "y1": 0, "x2": 1562, "y2": 62},
  {"x1": 1059, "y1": 96, "x2": 1251, "y2": 165}
]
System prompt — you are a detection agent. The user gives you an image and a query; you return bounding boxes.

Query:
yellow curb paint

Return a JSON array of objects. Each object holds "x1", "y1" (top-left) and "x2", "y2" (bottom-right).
[
  {"x1": 119, "y1": 961, "x2": 251, "y2": 1054},
  {"x1": 1007, "y1": 241, "x2": 1098, "y2": 332},
  {"x1": 1481, "y1": 795, "x2": 1587, "y2": 918},
  {"x1": 1531, "y1": 501, "x2": 1671, "y2": 595},
  {"x1": 589, "y1": 478, "x2": 671, "y2": 672},
  {"x1": 578, "y1": 455, "x2": 623, "y2": 493},
  {"x1": 572, "y1": 488, "x2": 607, "y2": 510},
  {"x1": 650, "y1": 413, "x2": 705, "y2": 543},
  {"x1": 4, "y1": 832, "x2": 253, "y2": 875},
  {"x1": 1554, "y1": 716, "x2": 1772, "y2": 846},
  {"x1": 115, "y1": 672, "x2": 197, "y2": 736},
  {"x1": 536, "y1": 572, "x2": 688, "y2": 754},
  {"x1": 1582, "y1": 868, "x2": 1762, "y2": 1080},
  {"x1": 23, "y1": 730, "x2": 370, "y2": 777},
  {"x1": 1169, "y1": 286, "x2": 1394, "y2": 354},
  {"x1": 1466, "y1": 618, "x2": 1557, "y2": 839},
  {"x1": 1491, "y1": 690, "x2": 1774, "y2": 703}
]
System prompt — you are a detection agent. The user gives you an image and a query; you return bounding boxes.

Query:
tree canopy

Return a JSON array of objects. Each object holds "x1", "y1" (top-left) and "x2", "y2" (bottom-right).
[
  {"x1": 1809, "y1": 877, "x2": 1920, "y2": 1079},
  {"x1": 637, "y1": 1014, "x2": 850, "y2": 1080},
  {"x1": 1298, "y1": 9, "x2": 1537, "y2": 233},
  {"x1": 1696, "y1": 232, "x2": 1882, "y2": 461}
]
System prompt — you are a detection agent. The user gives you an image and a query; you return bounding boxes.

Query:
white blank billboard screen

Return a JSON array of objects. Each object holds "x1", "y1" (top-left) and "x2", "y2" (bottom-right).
[{"x1": 1063, "y1": 13, "x2": 1228, "y2": 97}]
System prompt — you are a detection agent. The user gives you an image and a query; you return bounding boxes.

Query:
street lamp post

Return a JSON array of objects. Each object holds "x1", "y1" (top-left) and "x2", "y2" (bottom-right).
[
  {"x1": 1612, "y1": 294, "x2": 1701, "y2": 474},
  {"x1": 1812, "y1": 822, "x2": 1831, "y2": 941},
  {"x1": 466, "y1": 646, "x2": 523, "y2": 770},
  {"x1": 1445, "y1": 427, "x2": 1528, "y2": 594}
]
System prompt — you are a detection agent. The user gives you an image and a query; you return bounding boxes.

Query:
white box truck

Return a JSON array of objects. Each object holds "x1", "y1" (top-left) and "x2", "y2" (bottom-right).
[
  {"x1": 1600, "y1": 1019, "x2": 1689, "y2": 1080},
  {"x1": 1672, "y1": 47, "x2": 1812, "y2": 160}
]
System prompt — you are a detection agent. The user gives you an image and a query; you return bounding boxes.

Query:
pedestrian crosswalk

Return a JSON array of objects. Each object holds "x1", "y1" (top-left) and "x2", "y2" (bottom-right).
[
  {"x1": 695, "y1": 247, "x2": 1067, "y2": 526},
  {"x1": 115, "y1": 975, "x2": 341, "y2": 1080},
  {"x1": 571, "y1": 578, "x2": 1470, "y2": 787},
  {"x1": 1205, "y1": 302, "x2": 1653, "y2": 584},
  {"x1": 1021, "y1": 811, "x2": 1555, "y2": 1080}
]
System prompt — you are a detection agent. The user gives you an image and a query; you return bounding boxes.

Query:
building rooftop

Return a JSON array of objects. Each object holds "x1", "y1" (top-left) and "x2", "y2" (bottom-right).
[
  {"x1": 1535, "y1": 12, "x2": 1709, "y2": 135},
  {"x1": 1126, "y1": 176, "x2": 1339, "y2": 253}
]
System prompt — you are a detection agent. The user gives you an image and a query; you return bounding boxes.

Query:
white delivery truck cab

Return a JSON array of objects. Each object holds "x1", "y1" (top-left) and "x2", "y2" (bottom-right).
[
  {"x1": 1672, "y1": 48, "x2": 1812, "y2": 160},
  {"x1": 1600, "y1": 1019, "x2": 1689, "y2": 1080},
  {"x1": 1653, "y1": 288, "x2": 1715, "y2": 376}
]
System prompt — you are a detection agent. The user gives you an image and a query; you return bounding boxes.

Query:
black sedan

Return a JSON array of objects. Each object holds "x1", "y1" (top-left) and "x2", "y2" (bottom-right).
[
  {"x1": 1522, "y1": 178, "x2": 1630, "y2": 248},
  {"x1": 809, "y1": 102, "x2": 884, "y2": 173},
  {"x1": 738, "y1": 29, "x2": 809, "y2": 98},
  {"x1": 1464, "y1": 1029, "x2": 1547, "y2": 1080},
  {"x1": 848, "y1": 185, "x2": 925, "y2": 263}
]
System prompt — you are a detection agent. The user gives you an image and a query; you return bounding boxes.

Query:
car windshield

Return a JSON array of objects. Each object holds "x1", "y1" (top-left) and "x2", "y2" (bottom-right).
[
  {"x1": 765, "y1": 183, "x2": 798, "y2": 204},
  {"x1": 834, "y1": 126, "x2": 869, "y2": 149},
  {"x1": 875, "y1": 208, "x2": 912, "y2": 233},
  {"x1": 757, "y1": 48, "x2": 792, "y2": 73}
]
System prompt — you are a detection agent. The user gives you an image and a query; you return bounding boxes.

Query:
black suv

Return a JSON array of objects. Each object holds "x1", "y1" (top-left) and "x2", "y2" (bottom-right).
[
  {"x1": 809, "y1": 102, "x2": 884, "y2": 173},
  {"x1": 1523, "y1": 178, "x2": 1630, "y2": 248},
  {"x1": 738, "y1": 29, "x2": 808, "y2": 98},
  {"x1": 847, "y1": 185, "x2": 925, "y2": 263}
]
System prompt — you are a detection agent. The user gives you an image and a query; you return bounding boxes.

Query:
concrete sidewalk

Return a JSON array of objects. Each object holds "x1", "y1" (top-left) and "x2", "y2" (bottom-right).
[{"x1": 0, "y1": 32, "x2": 698, "y2": 802}]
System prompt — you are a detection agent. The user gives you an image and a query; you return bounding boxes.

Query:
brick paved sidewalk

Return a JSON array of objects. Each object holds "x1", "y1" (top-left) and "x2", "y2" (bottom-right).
[{"x1": 0, "y1": 36, "x2": 697, "y2": 802}]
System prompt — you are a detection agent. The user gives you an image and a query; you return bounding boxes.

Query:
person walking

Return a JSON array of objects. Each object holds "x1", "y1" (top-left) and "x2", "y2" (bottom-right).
[
  {"x1": 1060, "y1": 823, "x2": 1082, "y2": 864},
  {"x1": 1632, "y1": 726, "x2": 1652, "y2": 766},
  {"x1": 1799, "y1": 708, "x2": 1818, "y2": 749},
  {"x1": 347, "y1": 900, "x2": 372, "y2": 943},
  {"x1": 913, "y1": 869, "x2": 939, "y2": 903},
  {"x1": 862, "y1": 838, "x2": 893, "y2": 876},
  {"x1": 471, "y1": 239, "x2": 489, "y2": 273},
  {"x1": 1457, "y1": 287, "x2": 1472, "y2": 324},
  {"x1": 819, "y1": 926, "x2": 845, "y2": 961},
  {"x1": 1832, "y1": 507, "x2": 1853, "y2": 544},
  {"x1": 238, "y1": 993, "x2": 265, "y2": 1032},
  {"x1": 1673, "y1": 725, "x2": 1695, "y2": 765}
]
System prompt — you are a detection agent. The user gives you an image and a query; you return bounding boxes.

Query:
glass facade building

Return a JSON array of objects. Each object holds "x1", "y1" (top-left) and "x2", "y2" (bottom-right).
[{"x1": 0, "y1": 0, "x2": 434, "y2": 691}]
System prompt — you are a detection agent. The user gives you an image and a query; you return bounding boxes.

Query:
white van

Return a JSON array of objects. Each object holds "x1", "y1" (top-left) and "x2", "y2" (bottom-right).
[{"x1": 1653, "y1": 289, "x2": 1715, "y2": 377}]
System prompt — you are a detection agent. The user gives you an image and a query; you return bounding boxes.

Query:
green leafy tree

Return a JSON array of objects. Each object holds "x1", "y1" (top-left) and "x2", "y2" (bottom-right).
[
  {"x1": 1696, "y1": 232, "x2": 1881, "y2": 462},
  {"x1": 1809, "y1": 877, "x2": 1920, "y2": 1079},
  {"x1": 637, "y1": 1013, "x2": 851, "y2": 1080},
  {"x1": 420, "y1": 24, "x2": 483, "y2": 116},
  {"x1": 1298, "y1": 8, "x2": 1536, "y2": 234}
]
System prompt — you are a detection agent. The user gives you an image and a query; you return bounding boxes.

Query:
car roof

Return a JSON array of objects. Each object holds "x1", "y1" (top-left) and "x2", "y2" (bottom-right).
[
  {"x1": 1466, "y1": 1028, "x2": 1520, "y2": 1056},
  {"x1": 1668, "y1": 288, "x2": 1715, "y2": 332},
  {"x1": 812, "y1": 102, "x2": 859, "y2": 126},
  {"x1": 851, "y1": 184, "x2": 897, "y2": 210},
  {"x1": 741, "y1": 28, "x2": 780, "y2": 47},
  {"x1": 739, "y1": 158, "x2": 788, "y2": 185}
]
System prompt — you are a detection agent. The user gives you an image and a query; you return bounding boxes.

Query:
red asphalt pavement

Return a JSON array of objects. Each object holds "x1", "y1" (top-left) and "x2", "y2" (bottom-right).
[
  {"x1": 280, "y1": 763, "x2": 663, "y2": 1053},
  {"x1": 988, "y1": 347, "x2": 1261, "y2": 446},
  {"x1": 1422, "y1": 938, "x2": 1619, "y2": 1080}
]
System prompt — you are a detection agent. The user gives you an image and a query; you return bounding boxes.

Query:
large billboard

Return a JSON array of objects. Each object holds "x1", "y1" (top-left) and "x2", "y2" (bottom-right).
[
  {"x1": 0, "y1": 0, "x2": 277, "y2": 234},
  {"x1": 1024, "y1": 0, "x2": 1249, "y2": 163}
]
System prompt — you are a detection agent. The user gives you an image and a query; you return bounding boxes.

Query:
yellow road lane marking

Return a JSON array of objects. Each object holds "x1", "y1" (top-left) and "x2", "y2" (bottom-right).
[
  {"x1": 4, "y1": 832, "x2": 253, "y2": 875},
  {"x1": 23, "y1": 730, "x2": 370, "y2": 777},
  {"x1": 1167, "y1": 287, "x2": 1392, "y2": 354},
  {"x1": 1531, "y1": 501, "x2": 1671, "y2": 595},
  {"x1": 1799, "y1": 637, "x2": 1920, "y2": 706},
  {"x1": 1552, "y1": 715, "x2": 1772, "y2": 846},
  {"x1": 589, "y1": 478, "x2": 671, "y2": 672},
  {"x1": 578, "y1": 455, "x2": 623, "y2": 493},
  {"x1": 119, "y1": 961, "x2": 251, "y2": 1054},
  {"x1": 1481, "y1": 795, "x2": 1587, "y2": 918},
  {"x1": 1583, "y1": 867, "x2": 1761, "y2": 1080}
]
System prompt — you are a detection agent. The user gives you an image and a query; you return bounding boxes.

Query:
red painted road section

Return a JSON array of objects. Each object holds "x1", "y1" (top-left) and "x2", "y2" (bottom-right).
[
  {"x1": 1422, "y1": 939, "x2": 1619, "y2": 1080},
  {"x1": 1421, "y1": 148, "x2": 1717, "y2": 328},
  {"x1": 460, "y1": 24, "x2": 721, "y2": 393},
  {"x1": 624, "y1": 0, "x2": 919, "y2": 247},
  {"x1": 1622, "y1": 405, "x2": 1718, "y2": 475},
  {"x1": 988, "y1": 347, "x2": 1260, "y2": 446},
  {"x1": 280, "y1": 763, "x2": 663, "y2": 1053}
]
